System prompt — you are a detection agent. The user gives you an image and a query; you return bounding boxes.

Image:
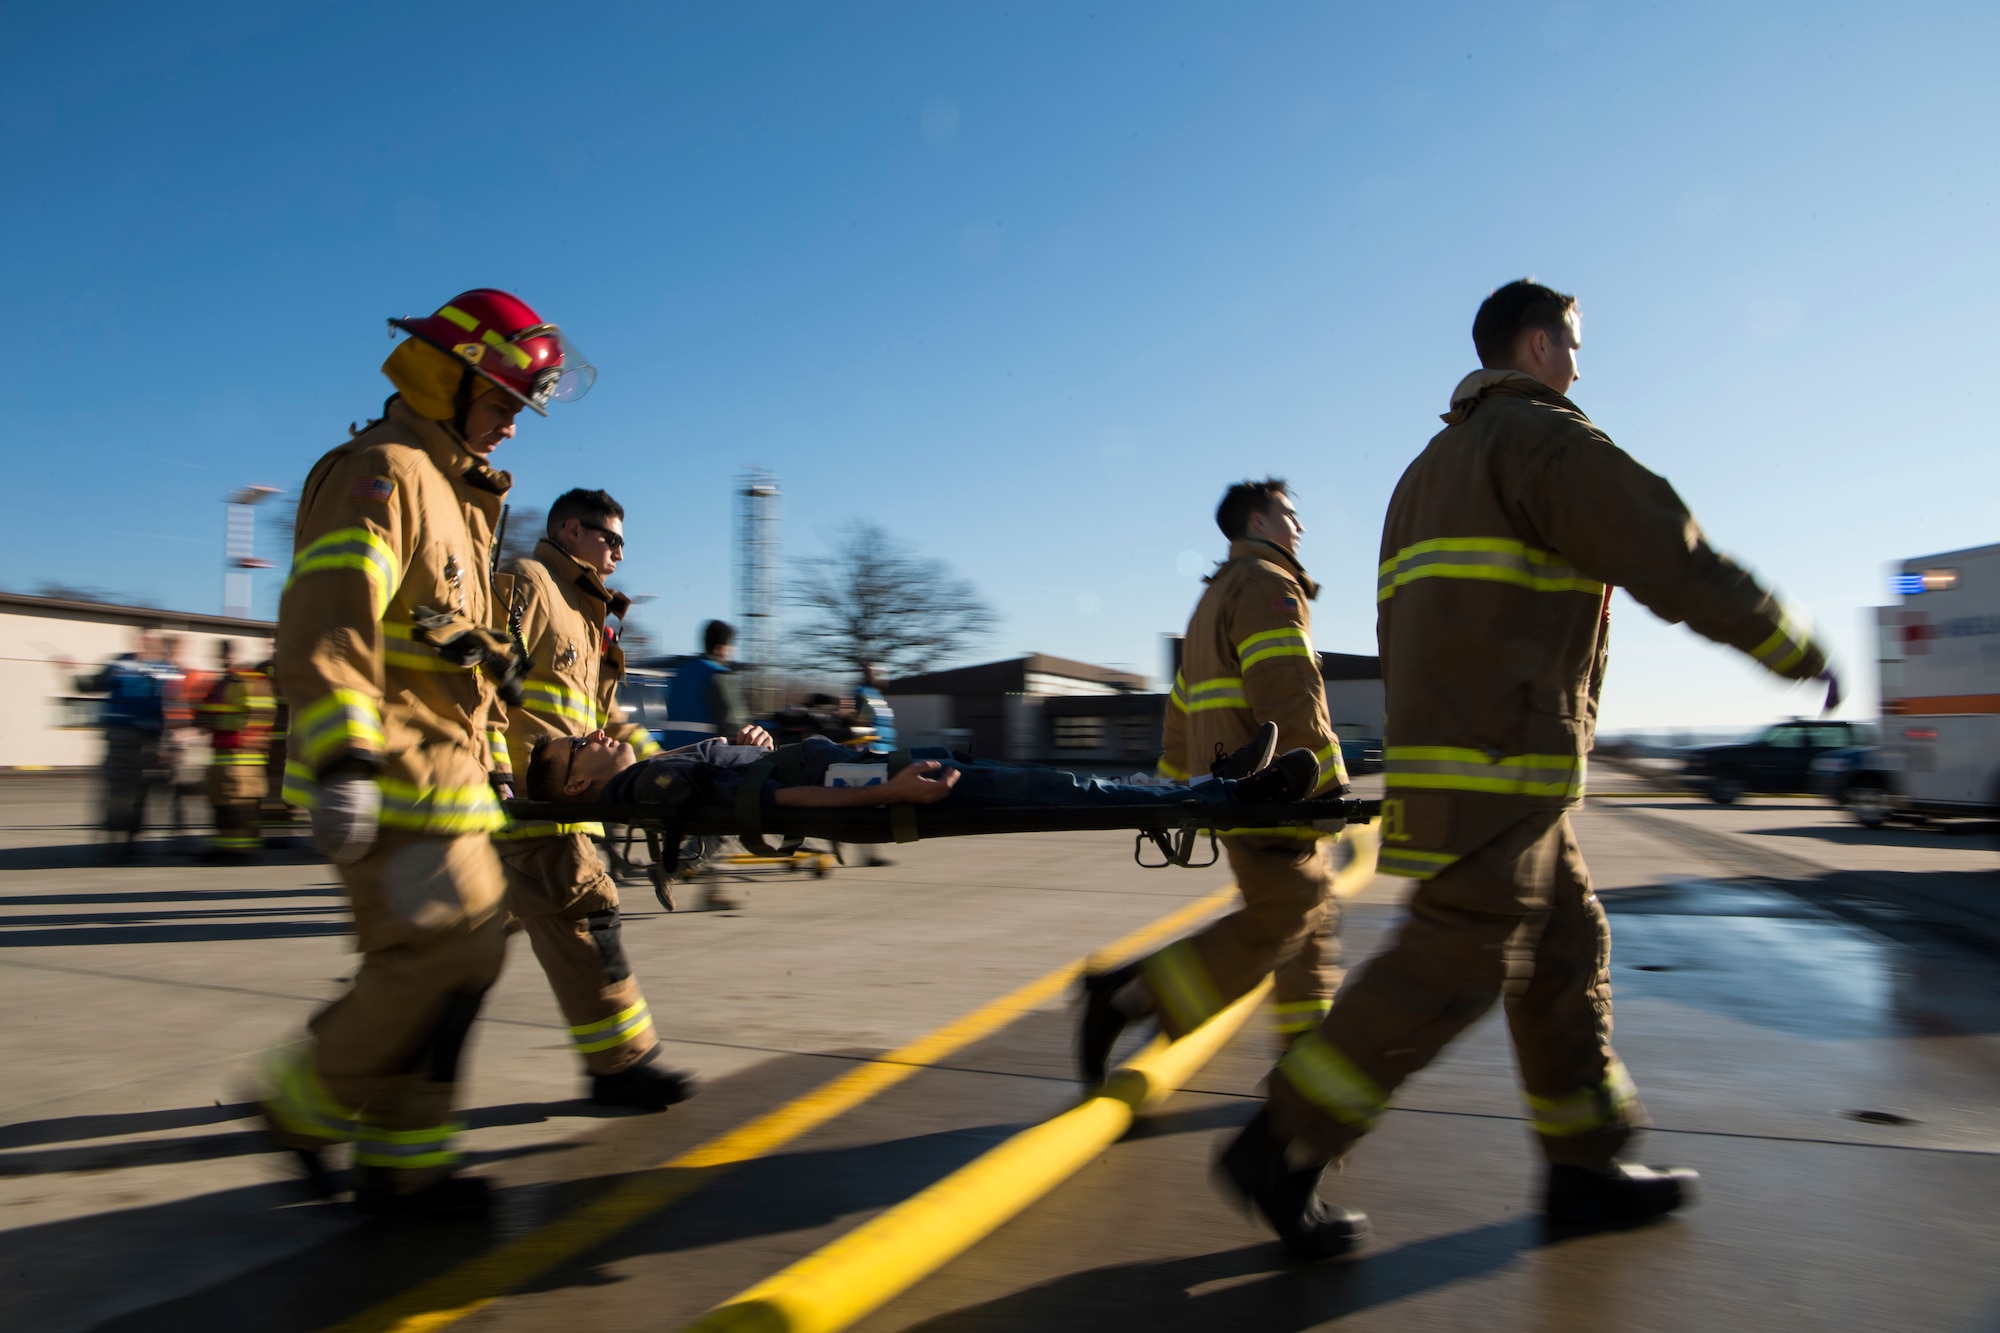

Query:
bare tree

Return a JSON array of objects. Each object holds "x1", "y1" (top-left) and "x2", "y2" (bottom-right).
[{"x1": 786, "y1": 521, "x2": 996, "y2": 678}]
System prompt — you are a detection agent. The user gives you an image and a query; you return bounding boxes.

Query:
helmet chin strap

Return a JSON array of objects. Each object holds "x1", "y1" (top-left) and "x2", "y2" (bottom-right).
[{"x1": 450, "y1": 365, "x2": 478, "y2": 438}]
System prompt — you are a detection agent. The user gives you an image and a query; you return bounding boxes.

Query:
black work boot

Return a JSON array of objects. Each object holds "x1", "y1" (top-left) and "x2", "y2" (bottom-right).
[
  {"x1": 1216, "y1": 1107, "x2": 1368, "y2": 1261},
  {"x1": 1212, "y1": 721, "x2": 1280, "y2": 781},
  {"x1": 352, "y1": 1170, "x2": 492, "y2": 1220},
  {"x1": 1544, "y1": 1161, "x2": 1699, "y2": 1227},
  {"x1": 1077, "y1": 961, "x2": 1145, "y2": 1084},
  {"x1": 591, "y1": 1060, "x2": 699, "y2": 1111},
  {"x1": 1230, "y1": 748, "x2": 1320, "y2": 804}
]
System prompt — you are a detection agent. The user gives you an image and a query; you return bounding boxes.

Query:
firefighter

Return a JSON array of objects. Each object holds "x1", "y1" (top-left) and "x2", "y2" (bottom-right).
[
  {"x1": 260, "y1": 288, "x2": 594, "y2": 1218},
  {"x1": 494, "y1": 488, "x2": 701, "y2": 1109},
  {"x1": 195, "y1": 639, "x2": 276, "y2": 862},
  {"x1": 1076, "y1": 479, "x2": 1349, "y2": 1083},
  {"x1": 1216, "y1": 280, "x2": 1840, "y2": 1259}
]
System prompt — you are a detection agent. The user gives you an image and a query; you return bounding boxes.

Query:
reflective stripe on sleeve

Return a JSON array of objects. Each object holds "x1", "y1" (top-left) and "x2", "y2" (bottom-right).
[
  {"x1": 1313, "y1": 742, "x2": 1349, "y2": 793},
  {"x1": 571, "y1": 999, "x2": 654, "y2": 1054},
  {"x1": 1171, "y1": 673, "x2": 1249, "y2": 714},
  {"x1": 486, "y1": 727, "x2": 511, "y2": 774},
  {"x1": 1377, "y1": 537, "x2": 1603, "y2": 603},
  {"x1": 1142, "y1": 939, "x2": 1227, "y2": 1034},
  {"x1": 353, "y1": 1121, "x2": 463, "y2": 1171},
  {"x1": 629, "y1": 731, "x2": 663, "y2": 759},
  {"x1": 1525, "y1": 1060, "x2": 1638, "y2": 1137},
  {"x1": 376, "y1": 779, "x2": 506, "y2": 834},
  {"x1": 1384, "y1": 747, "x2": 1581, "y2": 798},
  {"x1": 1277, "y1": 1032, "x2": 1388, "y2": 1128},
  {"x1": 1749, "y1": 608, "x2": 1814, "y2": 675},
  {"x1": 295, "y1": 689, "x2": 384, "y2": 769},
  {"x1": 1156, "y1": 757, "x2": 1191, "y2": 781},
  {"x1": 286, "y1": 527, "x2": 401, "y2": 619},
  {"x1": 1238, "y1": 627, "x2": 1314, "y2": 671},
  {"x1": 281, "y1": 759, "x2": 318, "y2": 809},
  {"x1": 382, "y1": 621, "x2": 470, "y2": 673},
  {"x1": 494, "y1": 819, "x2": 605, "y2": 840}
]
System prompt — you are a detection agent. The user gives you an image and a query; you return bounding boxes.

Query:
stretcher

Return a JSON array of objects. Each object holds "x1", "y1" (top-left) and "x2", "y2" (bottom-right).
[{"x1": 505, "y1": 794, "x2": 1384, "y2": 909}]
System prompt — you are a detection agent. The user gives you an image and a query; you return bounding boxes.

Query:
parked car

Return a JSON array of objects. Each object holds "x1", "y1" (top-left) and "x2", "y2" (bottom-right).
[
  {"x1": 1808, "y1": 745, "x2": 1895, "y2": 827},
  {"x1": 1682, "y1": 720, "x2": 1878, "y2": 804}
]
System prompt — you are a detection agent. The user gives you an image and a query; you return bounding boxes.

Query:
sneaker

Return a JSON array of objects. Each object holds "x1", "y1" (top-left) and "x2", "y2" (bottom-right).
[
  {"x1": 1544, "y1": 1161, "x2": 1699, "y2": 1227},
  {"x1": 1077, "y1": 961, "x2": 1144, "y2": 1084},
  {"x1": 591, "y1": 1061, "x2": 699, "y2": 1111},
  {"x1": 1212, "y1": 722, "x2": 1280, "y2": 781},
  {"x1": 1229, "y1": 748, "x2": 1319, "y2": 803},
  {"x1": 1215, "y1": 1107, "x2": 1368, "y2": 1260},
  {"x1": 352, "y1": 1171, "x2": 492, "y2": 1219}
]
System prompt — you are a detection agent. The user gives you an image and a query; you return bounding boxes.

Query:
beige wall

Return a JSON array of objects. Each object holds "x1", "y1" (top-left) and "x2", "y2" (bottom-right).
[{"x1": 0, "y1": 608, "x2": 271, "y2": 769}]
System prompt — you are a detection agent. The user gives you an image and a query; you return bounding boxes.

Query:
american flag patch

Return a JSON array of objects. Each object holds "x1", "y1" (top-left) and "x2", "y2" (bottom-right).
[
  {"x1": 351, "y1": 476, "x2": 395, "y2": 503},
  {"x1": 1271, "y1": 595, "x2": 1299, "y2": 613}
]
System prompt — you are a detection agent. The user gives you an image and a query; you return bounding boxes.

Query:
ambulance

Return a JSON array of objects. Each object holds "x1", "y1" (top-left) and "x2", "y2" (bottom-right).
[{"x1": 1846, "y1": 542, "x2": 2000, "y2": 826}]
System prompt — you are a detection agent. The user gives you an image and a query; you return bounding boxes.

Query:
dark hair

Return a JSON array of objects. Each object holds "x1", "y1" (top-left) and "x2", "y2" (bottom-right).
[
  {"x1": 1215, "y1": 478, "x2": 1292, "y2": 541},
  {"x1": 703, "y1": 619, "x2": 735, "y2": 653},
  {"x1": 547, "y1": 488, "x2": 625, "y2": 539},
  {"x1": 1471, "y1": 280, "x2": 1578, "y2": 368},
  {"x1": 524, "y1": 736, "x2": 566, "y2": 803}
]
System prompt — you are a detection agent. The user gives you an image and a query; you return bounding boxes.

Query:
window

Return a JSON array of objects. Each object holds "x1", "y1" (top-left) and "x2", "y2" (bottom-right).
[
  {"x1": 1053, "y1": 716, "x2": 1107, "y2": 749},
  {"x1": 1117, "y1": 715, "x2": 1159, "y2": 755}
]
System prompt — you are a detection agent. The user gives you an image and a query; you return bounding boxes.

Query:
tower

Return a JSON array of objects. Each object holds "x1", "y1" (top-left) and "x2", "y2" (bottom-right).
[{"x1": 734, "y1": 468, "x2": 781, "y2": 712}]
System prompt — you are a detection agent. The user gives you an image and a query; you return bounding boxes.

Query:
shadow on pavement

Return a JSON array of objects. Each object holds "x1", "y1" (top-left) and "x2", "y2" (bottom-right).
[
  {"x1": 0, "y1": 913, "x2": 351, "y2": 948},
  {"x1": 1746, "y1": 822, "x2": 2000, "y2": 849},
  {"x1": 2, "y1": 885, "x2": 342, "y2": 908},
  {"x1": 0, "y1": 843, "x2": 329, "y2": 872},
  {"x1": 899, "y1": 1221, "x2": 1539, "y2": 1332}
]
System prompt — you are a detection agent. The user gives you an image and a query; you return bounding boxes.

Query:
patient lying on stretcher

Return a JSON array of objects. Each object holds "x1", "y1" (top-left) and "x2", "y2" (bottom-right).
[{"x1": 523, "y1": 726, "x2": 1325, "y2": 812}]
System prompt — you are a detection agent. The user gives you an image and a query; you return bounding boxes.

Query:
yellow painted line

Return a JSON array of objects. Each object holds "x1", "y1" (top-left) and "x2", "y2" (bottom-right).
[
  {"x1": 682, "y1": 979, "x2": 1271, "y2": 1333},
  {"x1": 326, "y1": 882, "x2": 1241, "y2": 1333}
]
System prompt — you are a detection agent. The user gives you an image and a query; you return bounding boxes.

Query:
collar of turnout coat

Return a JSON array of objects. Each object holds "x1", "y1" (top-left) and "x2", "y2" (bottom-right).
[
  {"x1": 379, "y1": 397, "x2": 515, "y2": 497},
  {"x1": 1441, "y1": 368, "x2": 1584, "y2": 425},
  {"x1": 1210, "y1": 537, "x2": 1320, "y2": 600},
  {"x1": 532, "y1": 536, "x2": 630, "y2": 620}
]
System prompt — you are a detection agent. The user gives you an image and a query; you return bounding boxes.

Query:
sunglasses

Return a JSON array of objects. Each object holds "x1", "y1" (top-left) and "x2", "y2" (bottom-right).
[{"x1": 581, "y1": 521, "x2": 624, "y2": 554}]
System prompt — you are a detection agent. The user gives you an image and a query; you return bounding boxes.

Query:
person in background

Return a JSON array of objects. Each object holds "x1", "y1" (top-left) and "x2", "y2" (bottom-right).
[
  {"x1": 196, "y1": 639, "x2": 277, "y2": 862},
  {"x1": 79, "y1": 629, "x2": 174, "y2": 862},
  {"x1": 161, "y1": 635, "x2": 213, "y2": 852},
  {"x1": 659, "y1": 620, "x2": 748, "y2": 750},
  {"x1": 853, "y1": 663, "x2": 897, "y2": 756}
]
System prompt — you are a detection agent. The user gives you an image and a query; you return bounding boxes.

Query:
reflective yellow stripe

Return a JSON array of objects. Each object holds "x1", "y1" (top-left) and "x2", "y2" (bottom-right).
[
  {"x1": 286, "y1": 527, "x2": 400, "y2": 620},
  {"x1": 1156, "y1": 757, "x2": 1191, "y2": 781},
  {"x1": 1272, "y1": 998, "x2": 1331, "y2": 1036},
  {"x1": 376, "y1": 779, "x2": 505, "y2": 834},
  {"x1": 1278, "y1": 1032, "x2": 1387, "y2": 1128},
  {"x1": 1384, "y1": 746, "x2": 1582, "y2": 798},
  {"x1": 1525, "y1": 1060, "x2": 1638, "y2": 1137},
  {"x1": 521, "y1": 680, "x2": 595, "y2": 728},
  {"x1": 630, "y1": 731, "x2": 663, "y2": 759},
  {"x1": 281, "y1": 759, "x2": 318, "y2": 809},
  {"x1": 295, "y1": 689, "x2": 383, "y2": 768},
  {"x1": 438, "y1": 304, "x2": 479, "y2": 332},
  {"x1": 382, "y1": 620, "x2": 470, "y2": 672},
  {"x1": 1750, "y1": 608, "x2": 1814, "y2": 675},
  {"x1": 1377, "y1": 846, "x2": 1459, "y2": 879},
  {"x1": 494, "y1": 819, "x2": 606, "y2": 840},
  {"x1": 215, "y1": 751, "x2": 267, "y2": 766},
  {"x1": 1142, "y1": 939, "x2": 1226, "y2": 1033},
  {"x1": 1177, "y1": 675, "x2": 1249, "y2": 713},
  {"x1": 1313, "y1": 742, "x2": 1348, "y2": 793},
  {"x1": 1377, "y1": 537, "x2": 1603, "y2": 603},
  {"x1": 1238, "y1": 627, "x2": 1314, "y2": 672},
  {"x1": 571, "y1": 999, "x2": 654, "y2": 1054},
  {"x1": 353, "y1": 1120, "x2": 464, "y2": 1170},
  {"x1": 260, "y1": 1046, "x2": 358, "y2": 1144}
]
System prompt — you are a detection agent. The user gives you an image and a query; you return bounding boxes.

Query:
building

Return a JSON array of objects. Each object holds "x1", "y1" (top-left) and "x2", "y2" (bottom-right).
[
  {"x1": 883, "y1": 645, "x2": 1387, "y2": 773},
  {"x1": 883, "y1": 654, "x2": 1155, "y2": 764},
  {"x1": 0, "y1": 593, "x2": 274, "y2": 770}
]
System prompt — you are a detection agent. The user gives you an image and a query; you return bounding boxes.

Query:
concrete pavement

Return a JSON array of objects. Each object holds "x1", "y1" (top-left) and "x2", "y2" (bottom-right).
[{"x1": 3, "y1": 775, "x2": 1998, "y2": 1330}]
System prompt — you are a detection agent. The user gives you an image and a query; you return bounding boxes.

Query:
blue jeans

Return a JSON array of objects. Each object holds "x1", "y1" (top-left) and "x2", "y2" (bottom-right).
[{"x1": 791, "y1": 737, "x2": 1225, "y2": 807}]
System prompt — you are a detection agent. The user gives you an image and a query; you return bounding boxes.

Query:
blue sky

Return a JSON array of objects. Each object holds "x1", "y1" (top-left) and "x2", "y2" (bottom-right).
[{"x1": 5, "y1": 2, "x2": 1995, "y2": 730}]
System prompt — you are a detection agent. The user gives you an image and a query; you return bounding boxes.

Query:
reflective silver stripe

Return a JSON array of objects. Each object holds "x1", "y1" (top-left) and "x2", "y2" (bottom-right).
[
  {"x1": 1377, "y1": 846, "x2": 1458, "y2": 879},
  {"x1": 571, "y1": 1000, "x2": 654, "y2": 1054},
  {"x1": 1750, "y1": 610, "x2": 1814, "y2": 674},
  {"x1": 1525, "y1": 1060, "x2": 1638, "y2": 1137},
  {"x1": 1383, "y1": 747, "x2": 1582, "y2": 798}
]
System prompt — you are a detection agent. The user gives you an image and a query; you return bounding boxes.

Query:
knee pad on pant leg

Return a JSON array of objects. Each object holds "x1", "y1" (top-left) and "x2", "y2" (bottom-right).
[
  {"x1": 425, "y1": 987, "x2": 490, "y2": 1086},
  {"x1": 585, "y1": 908, "x2": 631, "y2": 984}
]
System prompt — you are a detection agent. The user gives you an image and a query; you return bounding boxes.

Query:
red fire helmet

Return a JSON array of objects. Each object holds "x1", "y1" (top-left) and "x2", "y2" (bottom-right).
[{"x1": 389, "y1": 289, "x2": 596, "y2": 416}]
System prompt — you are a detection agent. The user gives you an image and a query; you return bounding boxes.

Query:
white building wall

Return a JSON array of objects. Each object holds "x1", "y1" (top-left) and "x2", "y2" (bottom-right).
[
  {"x1": 1323, "y1": 678, "x2": 1385, "y2": 739},
  {"x1": 0, "y1": 609, "x2": 272, "y2": 769}
]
